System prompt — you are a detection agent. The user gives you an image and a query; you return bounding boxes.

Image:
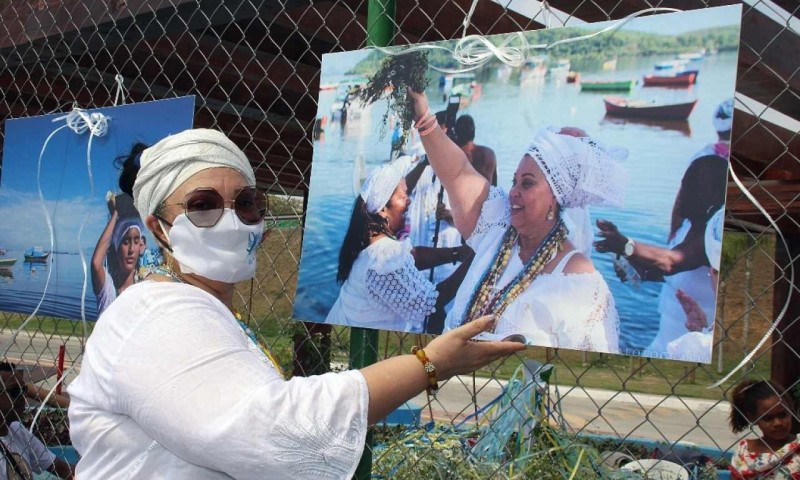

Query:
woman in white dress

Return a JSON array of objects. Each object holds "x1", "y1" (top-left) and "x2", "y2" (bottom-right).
[
  {"x1": 68, "y1": 129, "x2": 524, "y2": 479},
  {"x1": 327, "y1": 160, "x2": 473, "y2": 334},
  {"x1": 595, "y1": 154, "x2": 728, "y2": 357},
  {"x1": 407, "y1": 90, "x2": 626, "y2": 353}
]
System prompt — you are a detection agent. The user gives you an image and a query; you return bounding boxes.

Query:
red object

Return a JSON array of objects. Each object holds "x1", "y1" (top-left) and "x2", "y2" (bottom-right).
[
  {"x1": 642, "y1": 73, "x2": 696, "y2": 87},
  {"x1": 56, "y1": 344, "x2": 65, "y2": 395},
  {"x1": 604, "y1": 96, "x2": 698, "y2": 120}
]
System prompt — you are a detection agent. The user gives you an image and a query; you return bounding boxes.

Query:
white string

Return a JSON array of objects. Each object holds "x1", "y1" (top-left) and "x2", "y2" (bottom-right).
[
  {"x1": 113, "y1": 74, "x2": 127, "y2": 106},
  {"x1": 462, "y1": 0, "x2": 480, "y2": 38},
  {"x1": 708, "y1": 163, "x2": 794, "y2": 389},
  {"x1": 27, "y1": 108, "x2": 110, "y2": 433},
  {"x1": 0, "y1": 107, "x2": 110, "y2": 429},
  {"x1": 370, "y1": 7, "x2": 682, "y2": 74},
  {"x1": 0, "y1": 125, "x2": 67, "y2": 358}
]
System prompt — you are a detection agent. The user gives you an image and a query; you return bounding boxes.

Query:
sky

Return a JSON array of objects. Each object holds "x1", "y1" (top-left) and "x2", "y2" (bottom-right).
[{"x1": 0, "y1": 96, "x2": 195, "y2": 251}]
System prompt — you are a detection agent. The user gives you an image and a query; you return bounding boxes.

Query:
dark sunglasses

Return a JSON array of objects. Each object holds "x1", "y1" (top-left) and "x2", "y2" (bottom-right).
[
  {"x1": 165, "y1": 187, "x2": 268, "y2": 228},
  {"x1": 1, "y1": 385, "x2": 24, "y2": 400}
]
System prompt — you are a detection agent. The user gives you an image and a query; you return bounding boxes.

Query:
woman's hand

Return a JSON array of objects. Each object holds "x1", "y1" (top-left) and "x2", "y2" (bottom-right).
[
  {"x1": 425, "y1": 315, "x2": 526, "y2": 380},
  {"x1": 676, "y1": 289, "x2": 708, "y2": 332},
  {"x1": 436, "y1": 202, "x2": 453, "y2": 223},
  {"x1": 406, "y1": 87, "x2": 430, "y2": 122},
  {"x1": 594, "y1": 219, "x2": 628, "y2": 256}
]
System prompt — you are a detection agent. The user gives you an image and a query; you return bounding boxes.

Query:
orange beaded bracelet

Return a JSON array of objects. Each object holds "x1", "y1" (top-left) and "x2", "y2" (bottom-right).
[{"x1": 411, "y1": 346, "x2": 439, "y2": 395}]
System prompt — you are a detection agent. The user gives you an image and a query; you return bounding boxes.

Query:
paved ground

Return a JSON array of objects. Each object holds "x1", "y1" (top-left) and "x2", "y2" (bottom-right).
[
  {"x1": 411, "y1": 374, "x2": 745, "y2": 451},
  {"x1": 2, "y1": 328, "x2": 747, "y2": 452}
]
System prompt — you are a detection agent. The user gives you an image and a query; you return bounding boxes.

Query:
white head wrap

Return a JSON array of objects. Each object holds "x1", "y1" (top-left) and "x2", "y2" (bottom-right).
[
  {"x1": 524, "y1": 128, "x2": 627, "y2": 257},
  {"x1": 712, "y1": 98, "x2": 734, "y2": 133},
  {"x1": 133, "y1": 129, "x2": 255, "y2": 216},
  {"x1": 359, "y1": 161, "x2": 405, "y2": 213},
  {"x1": 524, "y1": 128, "x2": 627, "y2": 210},
  {"x1": 112, "y1": 218, "x2": 144, "y2": 251},
  {"x1": 705, "y1": 207, "x2": 724, "y2": 271}
]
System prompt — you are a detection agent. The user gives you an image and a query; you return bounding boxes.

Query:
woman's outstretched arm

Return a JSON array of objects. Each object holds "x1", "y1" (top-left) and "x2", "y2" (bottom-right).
[
  {"x1": 91, "y1": 196, "x2": 118, "y2": 295},
  {"x1": 360, "y1": 315, "x2": 525, "y2": 424},
  {"x1": 594, "y1": 219, "x2": 707, "y2": 281},
  {"x1": 407, "y1": 89, "x2": 490, "y2": 239}
]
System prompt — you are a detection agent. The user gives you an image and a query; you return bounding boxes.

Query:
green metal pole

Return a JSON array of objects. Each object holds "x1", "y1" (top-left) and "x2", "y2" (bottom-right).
[{"x1": 351, "y1": 3, "x2": 395, "y2": 479}]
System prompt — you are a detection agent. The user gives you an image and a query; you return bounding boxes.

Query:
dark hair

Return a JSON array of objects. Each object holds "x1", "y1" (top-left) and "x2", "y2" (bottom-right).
[
  {"x1": 435, "y1": 111, "x2": 447, "y2": 126},
  {"x1": 115, "y1": 143, "x2": 149, "y2": 197},
  {"x1": 0, "y1": 362, "x2": 16, "y2": 372},
  {"x1": 337, "y1": 197, "x2": 389, "y2": 283},
  {"x1": 670, "y1": 155, "x2": 728, "y2": 239},
  {"x1": 729, "y1": 379, "x2": 788, "y2": 433},
  {"x1": 455, "y1": 114, "x2": 475, "y2": 147}
]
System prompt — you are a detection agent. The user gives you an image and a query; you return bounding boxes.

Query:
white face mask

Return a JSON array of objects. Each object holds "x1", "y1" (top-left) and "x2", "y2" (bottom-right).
[{"x1": 162, "y1": 209, "x2": 263, "y2": 283}]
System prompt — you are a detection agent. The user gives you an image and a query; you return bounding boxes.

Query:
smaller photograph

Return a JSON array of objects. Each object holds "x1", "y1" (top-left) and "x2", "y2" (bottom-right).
[{"x1": 0, "y1": 96, "x2": 195, "y2": 320}]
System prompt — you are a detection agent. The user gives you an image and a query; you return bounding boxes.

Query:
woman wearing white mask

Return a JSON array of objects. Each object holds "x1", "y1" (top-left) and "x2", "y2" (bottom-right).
[{"x1": 67, "y1": 128, "x2": 524, "y2": 479}]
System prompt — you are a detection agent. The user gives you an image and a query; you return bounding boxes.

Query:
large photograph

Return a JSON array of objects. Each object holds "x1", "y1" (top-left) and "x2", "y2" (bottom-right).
[
  {"x1": 0, "y1": 96, "x2": 195, "y2": 321},
  {"x1": 294, "y1": 6, "x2": 741, "y2": 363}
]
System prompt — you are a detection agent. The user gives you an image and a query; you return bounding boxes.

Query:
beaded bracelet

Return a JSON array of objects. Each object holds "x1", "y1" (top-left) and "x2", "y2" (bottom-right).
[{"x1": 411, "y1": 346, "x2": 439, "y2": 395}]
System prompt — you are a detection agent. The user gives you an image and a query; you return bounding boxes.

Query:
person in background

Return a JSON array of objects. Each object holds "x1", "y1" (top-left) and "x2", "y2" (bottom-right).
[
  {"x1": 691, "y1": 98, "x2": 733, "y2": 163},
  {"x1": 455, "y1": 114, "x2": 498, "y2": 186},
  {"x1": 664, "y1": 207, "x2": 725, "y2": 363},
  {"x1": 68, "y1": 128, "x2": 524, "y2": 479},
  {"x1": 595, "y1": 154, "x2": 728, "y2": 355},
  {"x1": 0, "y1": 363, "x2": 73, "y2": 479},
  {"x1": 328, "y1": 161, "x2": 474, "y2": 334},
  {"x1": 728, "y1": 379, "x2": 799, "y2": 479}
]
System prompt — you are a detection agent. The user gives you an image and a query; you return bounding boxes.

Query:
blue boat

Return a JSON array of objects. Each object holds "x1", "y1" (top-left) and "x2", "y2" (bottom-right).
[{"x1": 24, "y1": 246, "x2": 51, "y2": 263}]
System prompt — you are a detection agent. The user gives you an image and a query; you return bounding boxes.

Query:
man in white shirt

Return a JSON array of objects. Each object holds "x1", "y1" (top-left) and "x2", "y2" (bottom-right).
[{"x1": 0, "y1": 363, "x2": 73, "y2": 479}]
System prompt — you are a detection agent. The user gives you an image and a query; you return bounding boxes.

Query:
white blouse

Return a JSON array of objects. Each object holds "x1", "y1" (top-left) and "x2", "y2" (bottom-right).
[
  {"x1": 445, "y1": 188, "x2": 620, "y2": 353},
  {"x1": 69, "y1": 281, "x2": 368, "y2": 480},
  {"x1": 326, "y1": 237, "x2": 438, "y2": 333}
]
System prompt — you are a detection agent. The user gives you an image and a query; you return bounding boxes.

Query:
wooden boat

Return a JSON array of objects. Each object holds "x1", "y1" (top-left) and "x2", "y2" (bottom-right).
[
  {"x1": 654, "y1": 60, "x2": 685, "y2": 71},
  {"x1": 676, "y1": 69, "x2": 699, "y2": 82},
  {"x1": 0, "y1": 258, "x2": 16, "y2": 267},
  {"x1": 580, "y1": 79, "x2": 636, "y2": 92},
  {"x1": 604, "y1": 96, "x2": 698, "y2": 120},
  {"x1": 642, "y1": 73, "x2": 696, "y2": 87},
  {"x1": 24, "y1": 247, "x2": 51, "y2": 263}
]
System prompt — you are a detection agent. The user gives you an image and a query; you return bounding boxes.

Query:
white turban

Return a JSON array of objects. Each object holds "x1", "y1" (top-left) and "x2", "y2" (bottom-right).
[
  {"x1": 524, "y1": 128, "x2": 627, "y2": 209},
  {"x1": 133, "y1": 129, "x2": 255, "y2": 216},
  {"x1": 712, "y1": 98, "x2": 734, "y2": 133},
  {"x1": 705, "y1": 207, "x2": 724, "y2": 271},
  {"x1": 112, "y1": 217, "x2": 144, "y2": 251},
  {"x1": 359, "y1": 161, "x2": 405, "y2": 213}
]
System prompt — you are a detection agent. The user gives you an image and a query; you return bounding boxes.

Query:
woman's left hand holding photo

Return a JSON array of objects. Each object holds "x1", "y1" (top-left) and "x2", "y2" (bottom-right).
[{"x1": 361, "y1": 314, "x2": 525, "y2": 424}]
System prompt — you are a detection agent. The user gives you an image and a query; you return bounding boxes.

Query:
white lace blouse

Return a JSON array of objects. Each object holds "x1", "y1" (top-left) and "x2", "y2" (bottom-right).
[
  {"x1": 326, "y1": 237, "x2": 438, "y2": 333},
  {"x1": 444, "y1": 188, "x2": 620, "y2": 353},
  {"x1": 68, "y1": 281, "x2": 369, "y2": 480}
]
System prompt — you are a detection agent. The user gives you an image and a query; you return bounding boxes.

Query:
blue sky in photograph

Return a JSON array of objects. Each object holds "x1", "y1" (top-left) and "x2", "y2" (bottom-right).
[{"x1": 0, "y1": 96, "x2": 195, "y2": 251}]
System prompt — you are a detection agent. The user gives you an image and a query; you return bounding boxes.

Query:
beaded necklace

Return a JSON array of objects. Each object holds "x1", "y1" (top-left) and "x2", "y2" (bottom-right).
[
  {"x1": 144, "y1": 265, "x2": 285, "y2": 378},
  {"x1": 461, "y1": 220, "x2": 568, "y2": 327}
]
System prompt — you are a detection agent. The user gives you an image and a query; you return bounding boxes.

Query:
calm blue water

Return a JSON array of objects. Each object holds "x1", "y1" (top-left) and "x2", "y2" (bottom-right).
[
  {"x1": 295, "y1": 51, "x2": 738, "y2": 354},
  {"x1": 0, "y1": 250, "x2": 99, "y2": 321}
]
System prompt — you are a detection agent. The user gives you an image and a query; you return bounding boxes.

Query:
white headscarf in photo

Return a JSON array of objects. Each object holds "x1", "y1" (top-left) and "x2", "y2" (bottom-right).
[
  {"x1": 133, "y1": 129, "x2": 256, "y2": 216},
  {"x1": 112, "y1": 218, "x2": 144, "y2": 251},
  {"x1": 360, "y1": 161, "x2": 405, "y2": 214},
  {"x1": 705, "y1": 207, "x2": 724, "y2": 271},
  {"x1": 712, "y1": 98, "x2": 734, "y2": 133},
  {"x1": 524, "y1": 128, "x2": 628, "y2": 256}
]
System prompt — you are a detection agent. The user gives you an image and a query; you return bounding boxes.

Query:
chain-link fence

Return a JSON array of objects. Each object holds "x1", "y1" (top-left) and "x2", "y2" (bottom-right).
[{"x1": 0, "y1": 0, "x2": 797, "y2": 478}]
